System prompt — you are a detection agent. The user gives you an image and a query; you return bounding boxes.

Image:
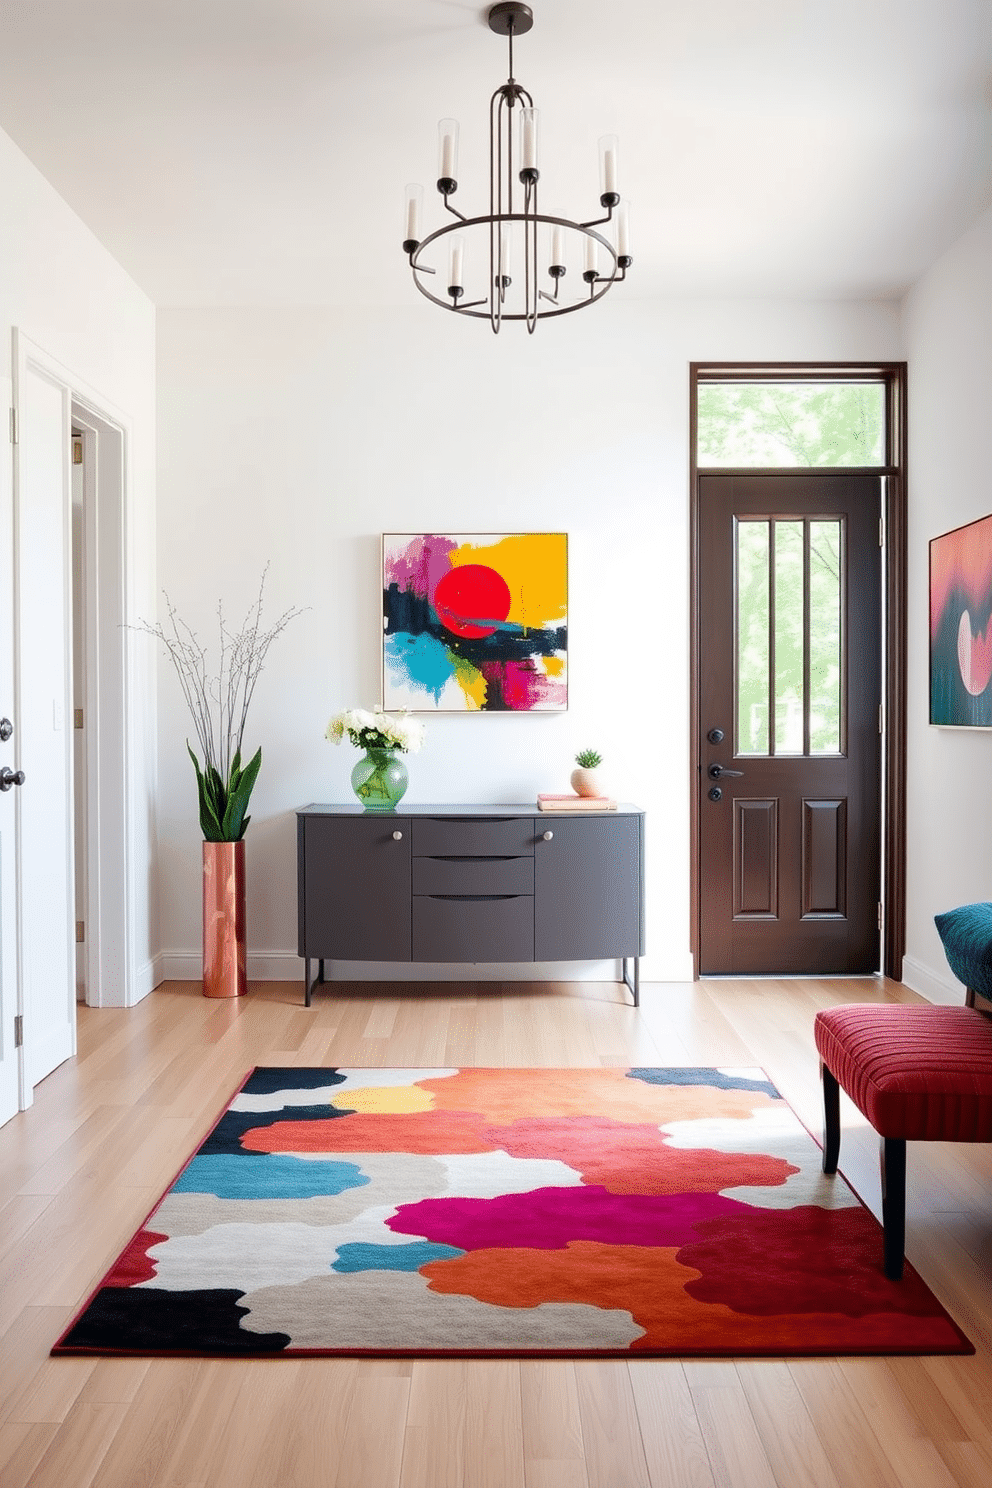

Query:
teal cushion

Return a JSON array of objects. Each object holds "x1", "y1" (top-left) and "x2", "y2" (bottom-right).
[{"x1": 934, "y1": 902, "x2": 992, "y2": 999}]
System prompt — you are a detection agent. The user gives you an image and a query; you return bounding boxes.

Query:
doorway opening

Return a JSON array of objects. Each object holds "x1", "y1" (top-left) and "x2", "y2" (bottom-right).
[
  {"x1": 690, "y1": 363, "x2": 907, "y2": 980},
  {"x1": 69, "y1": 399, "x2": 129, "y2": 1011}
]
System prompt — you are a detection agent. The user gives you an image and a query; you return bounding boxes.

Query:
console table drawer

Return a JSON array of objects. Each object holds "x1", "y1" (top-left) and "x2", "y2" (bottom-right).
[
  {"x1": 412, "y1": 816, "x2": 536, "y2": 858},
  {"x1": 413, "y1": 855, "x2": 534, "y2": 896},
  {"x1": 413, "y1": 893, "x2": 534, "y2": 962}
]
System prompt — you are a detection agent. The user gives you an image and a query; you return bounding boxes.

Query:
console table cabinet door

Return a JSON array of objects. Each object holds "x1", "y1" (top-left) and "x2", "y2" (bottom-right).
[
  {"x1": 534, "y1": 814, "x2": 642, "y2": 961},
  {"x1": 301, "y1": 816, "x2": 412, "y2": 961}
]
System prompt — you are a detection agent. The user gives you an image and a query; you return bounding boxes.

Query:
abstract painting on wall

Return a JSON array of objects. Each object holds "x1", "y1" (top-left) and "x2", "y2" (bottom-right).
[
  {"x1": 930, "y1": 512, "x2": 992, "y2": 727},
  {"x1": 382, "y1": 533, "x2": 568, "y2": 712}
]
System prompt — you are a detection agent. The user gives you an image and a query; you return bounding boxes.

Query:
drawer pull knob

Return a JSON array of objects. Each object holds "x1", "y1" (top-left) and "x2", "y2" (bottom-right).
[
  {"x1": 542, "y1": 830, "x2": 554, "y2": 841},
  {"x1": 392, "y1": 830, "x2": 404, "y2": 841}
]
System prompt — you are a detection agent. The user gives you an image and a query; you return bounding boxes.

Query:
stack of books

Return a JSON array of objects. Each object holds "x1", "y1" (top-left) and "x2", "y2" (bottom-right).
[{"x1": 537, "y1": 793, "x2": 617, "y2": 811}]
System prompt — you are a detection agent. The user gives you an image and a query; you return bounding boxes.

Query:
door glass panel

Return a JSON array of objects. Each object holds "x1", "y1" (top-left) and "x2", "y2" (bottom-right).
[
  {"x1": 809, "y1": 520, "x2": 843, "y2": 753},
  {"x1": 736, "y1": 520, "x2": 769, "y2": 754},
  {"x1": 774, "y1": 521, "x2": 804, "y2": 753},
  {"x1": 698, "y1": 382, "x2": 885, "y2": 467}
]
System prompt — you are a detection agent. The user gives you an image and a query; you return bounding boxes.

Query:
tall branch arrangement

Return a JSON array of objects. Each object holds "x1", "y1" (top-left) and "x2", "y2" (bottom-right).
[{"x1": 135, "y1": 569, "x2": 304, "y2": 841}]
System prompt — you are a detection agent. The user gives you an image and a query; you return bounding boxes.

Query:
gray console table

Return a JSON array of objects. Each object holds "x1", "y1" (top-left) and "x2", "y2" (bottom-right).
[{"x1": 296, "y1": 803, "x2": 644, "y2": 1006}]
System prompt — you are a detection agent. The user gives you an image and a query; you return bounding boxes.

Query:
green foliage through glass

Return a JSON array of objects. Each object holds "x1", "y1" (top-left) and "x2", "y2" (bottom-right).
[
  {"x1": 698, "y1": 382, "x2": 885, "y2": 467},
  {"x1": 735, "y1": 518, "x2": 843, "y2": 757}
]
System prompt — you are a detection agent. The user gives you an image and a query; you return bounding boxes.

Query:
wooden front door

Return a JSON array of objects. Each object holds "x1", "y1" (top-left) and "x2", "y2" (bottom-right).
[{"x1": 697, "y1": 474, "x2": 882, "y2": 974}]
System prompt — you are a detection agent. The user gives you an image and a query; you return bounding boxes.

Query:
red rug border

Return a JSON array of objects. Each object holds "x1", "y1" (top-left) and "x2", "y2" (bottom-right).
[{"x1": 50, "y1": 1065, "x2": 976, "y2": 1360}]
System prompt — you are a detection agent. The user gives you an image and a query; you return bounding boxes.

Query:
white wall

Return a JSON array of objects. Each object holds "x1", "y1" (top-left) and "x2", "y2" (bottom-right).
[
  {"x1": 901, "y1": 207, "x2": 992, "y2": 1004},
  {"x1": 156, "y1": 295, "x2": 900, "y2": 984},
  {"x1": 0, "y1": 124, "x2": 158, "y2": 1001}
]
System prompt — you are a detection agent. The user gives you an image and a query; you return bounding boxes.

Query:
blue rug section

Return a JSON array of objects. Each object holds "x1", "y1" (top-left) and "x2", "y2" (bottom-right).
[
  {"x1": 173, "y1": 1152, "x2": 369, "y2": 1200},
  {"x1": 627, "y1": 1067, "x2": 779, "y2": 1098},
  {"x1": 332, "y1": 1241, "x2": 464, "y2": 1273}
]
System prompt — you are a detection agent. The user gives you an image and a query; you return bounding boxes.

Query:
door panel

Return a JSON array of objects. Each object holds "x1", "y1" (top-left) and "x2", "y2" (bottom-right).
[
  {"x1": 734, "y1": 798, "x2": 778, "y2": 917},
  {"x1": 698, "y1": 475, "x2": 881, "y2": 974},
  {"x1": 14, "y1": 356, "x2": 76, "y2": 1086},
  {"x1": 0, "y1": 374, "x2": 19, "y2": 1125},
  {"x1": 302, "y1": 815, "x2": 412, "y2": 961},
  {"x1": 534, "y1": 815, "x2": 641, "y2": 962}
]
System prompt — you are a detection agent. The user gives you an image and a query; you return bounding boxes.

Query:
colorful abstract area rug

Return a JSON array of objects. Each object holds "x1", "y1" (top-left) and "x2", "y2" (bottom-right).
[{"x1": 53, "y1": 1067, "x2": 972, "y2": 1358}]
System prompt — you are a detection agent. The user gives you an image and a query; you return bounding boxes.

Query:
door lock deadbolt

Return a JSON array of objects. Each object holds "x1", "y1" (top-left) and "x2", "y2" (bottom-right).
[
  {"x1": 708, "y1": 786, "x2": 722, "y2": 802},
  {"x1": 0, "y1": 717, "x2": 12, "y2": 743},
  {"x1": 706, "y1": 727, "x2": 724, "y2": 744}
]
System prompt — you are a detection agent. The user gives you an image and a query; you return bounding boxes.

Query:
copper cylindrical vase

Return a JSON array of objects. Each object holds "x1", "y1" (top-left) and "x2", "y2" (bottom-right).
[{"x1": 202, "y1": 840, "x2": 247, "y2": 997}]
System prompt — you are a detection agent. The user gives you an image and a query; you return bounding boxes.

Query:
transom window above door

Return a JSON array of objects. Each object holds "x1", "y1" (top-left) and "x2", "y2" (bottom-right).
[{"x1": 697, "y1": 381, "x2": 886, "y2": 468}]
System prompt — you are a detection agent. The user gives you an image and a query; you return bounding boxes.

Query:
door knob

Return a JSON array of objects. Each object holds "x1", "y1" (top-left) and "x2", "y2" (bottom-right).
[
  {"x1": 708, "y1": 763, "x2": 743, "y2": 779},
  {"x1": 542, "y1": 830, "x2": 554, "y2": 841},
  {"x1": 0, "y1": 717, "x2": 12, "y2": 743},
  {"x1": 392, "y1": 830, "x2": 403, "y2": 840},
  {"x1": 0, "y1": 767, "x2": 25, "y2": 792}
]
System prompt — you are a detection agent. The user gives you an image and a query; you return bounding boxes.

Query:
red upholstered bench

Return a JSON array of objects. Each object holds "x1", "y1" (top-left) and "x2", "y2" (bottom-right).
[{"x1": 814, "y1": 1003, "x2": 992, "y2": 1278}]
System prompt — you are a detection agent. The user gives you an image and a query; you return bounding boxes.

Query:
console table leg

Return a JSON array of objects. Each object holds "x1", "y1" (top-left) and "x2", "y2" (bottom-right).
[
  {"x1": 622, "y1": 957, "x2": 640, "y2": 1008},
  {"x1": 305, "y1": 958, "x2": 326, "y2": 1007}
]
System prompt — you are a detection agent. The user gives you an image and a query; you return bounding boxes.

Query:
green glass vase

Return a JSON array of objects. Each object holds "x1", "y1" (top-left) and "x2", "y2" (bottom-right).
[{"x1": 350, "y1": 748, "x2": 409, "y2": 811}]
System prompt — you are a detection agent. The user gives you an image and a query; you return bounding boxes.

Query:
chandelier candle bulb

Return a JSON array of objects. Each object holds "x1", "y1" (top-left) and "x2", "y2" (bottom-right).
[
  {"x1": 438, "y1": 118, "x2": 459, "y2": 189},
  {"x1": 404, "y1": 184, "x2": 423, "y2": 248},
  {"x1": 449, "y1": 235, "x2": 464, "y2": 291},
  {"x1": 617, "y1": 200, "x2": 631, "y2": 261},
  {"x1": 520, "y1": 107, "x2": 539, "y2": 178},
  {"x1": 584, "y1": 232, "x2": 598, "y2": 280},
  {"x1": 599, "y1": 134, "x2": 619, "y2": 204},
  {"x1": 499, "y1": 231, "x2": 511, "y2": 282},
  {"x1": 551, "y1": 224, "x2": 564, "y2": 269}
]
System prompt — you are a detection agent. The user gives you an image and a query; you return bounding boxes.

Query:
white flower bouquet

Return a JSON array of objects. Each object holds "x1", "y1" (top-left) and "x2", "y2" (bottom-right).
[{"x1": 325, "y1": 707, "x2": 424, "y2": 754}]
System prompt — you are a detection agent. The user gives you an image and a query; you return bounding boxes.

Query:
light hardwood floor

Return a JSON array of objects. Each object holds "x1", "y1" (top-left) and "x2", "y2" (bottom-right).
[{"x1": 2, "y1": 975, "x2": 991, "y2": 1488}]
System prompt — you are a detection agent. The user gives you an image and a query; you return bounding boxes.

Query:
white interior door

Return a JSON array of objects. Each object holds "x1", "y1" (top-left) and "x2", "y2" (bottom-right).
[
  {"x1": 0, "y1": 374, "x2": 20, "y2": 1124},
  {"x1": 13, "y1": 337, "x2": 76, "y2": 1093}
]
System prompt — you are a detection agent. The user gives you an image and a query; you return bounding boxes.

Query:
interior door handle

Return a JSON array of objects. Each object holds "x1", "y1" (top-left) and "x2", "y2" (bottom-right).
[
  {"x1": 0, "y1": 767, "x2": 25, "y2": 792},
  {"x1": 708, "y1": 763, "x2": 743, "y2": 779}
]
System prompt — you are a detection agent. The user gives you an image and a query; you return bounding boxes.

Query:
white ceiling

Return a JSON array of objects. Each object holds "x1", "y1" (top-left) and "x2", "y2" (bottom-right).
[{"x1": 1, "y1": 0, "x2": 990, "y2": 307}]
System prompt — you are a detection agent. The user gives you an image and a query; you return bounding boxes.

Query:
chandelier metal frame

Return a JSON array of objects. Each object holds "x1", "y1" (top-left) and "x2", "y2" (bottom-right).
[{"x1": 402, "y1": 2, "x2": 632, "y2": 334}]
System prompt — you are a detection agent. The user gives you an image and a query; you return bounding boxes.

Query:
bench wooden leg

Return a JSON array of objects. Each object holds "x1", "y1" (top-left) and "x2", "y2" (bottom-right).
[
  {"x1": 821, "y1": 1061, "x2": 840, "y2": 1174},
  {"x1": 881, "y1": 1136, "x2": 906, "y2": 1280}
]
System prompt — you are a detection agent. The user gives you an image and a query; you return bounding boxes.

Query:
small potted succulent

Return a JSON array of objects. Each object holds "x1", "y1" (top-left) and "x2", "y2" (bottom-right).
[{"x1": 571, "y1": 748, "x2": 604, "y2": 798}]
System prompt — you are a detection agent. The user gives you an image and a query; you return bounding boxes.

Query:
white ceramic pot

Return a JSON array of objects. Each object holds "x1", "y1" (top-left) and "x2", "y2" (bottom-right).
[{"x1": 570, "y1": 766, "x2": 603, "y2": 797}]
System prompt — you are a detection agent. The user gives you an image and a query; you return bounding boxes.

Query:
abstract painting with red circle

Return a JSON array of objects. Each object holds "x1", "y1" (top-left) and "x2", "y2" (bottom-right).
[
  {"x1": 382, "y1": 533, "x2": 567, "y2": 711},
  {"x1": 930, "y1": 513, "x2": 992, "y2": 727}
]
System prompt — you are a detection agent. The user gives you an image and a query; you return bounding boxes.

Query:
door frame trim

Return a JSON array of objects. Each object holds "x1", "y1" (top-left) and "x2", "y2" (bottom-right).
[{"x1": 689, "y1": 362, "x2": 908, "y2": 980}]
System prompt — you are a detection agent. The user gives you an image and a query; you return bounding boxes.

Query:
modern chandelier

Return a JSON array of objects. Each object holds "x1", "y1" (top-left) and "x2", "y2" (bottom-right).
[{"x1": 402, "y1": 2, "x2": 632, "y2": 334}]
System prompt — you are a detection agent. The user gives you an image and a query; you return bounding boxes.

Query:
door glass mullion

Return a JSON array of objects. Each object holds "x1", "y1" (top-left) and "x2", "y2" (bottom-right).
[
  {"x1": 766, "y1": 523, "x2": 775, "y2": 755},
  {"x1": 774, "y1": 520, "x2": 804, "y2": 754}
]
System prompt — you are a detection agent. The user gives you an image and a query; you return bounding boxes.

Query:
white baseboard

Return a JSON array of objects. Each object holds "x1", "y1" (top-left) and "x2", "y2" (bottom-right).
[
  {"x1": 156, "y1": 950, "x2": 304, "y2": 984},
  {"x1": 132, "y1": 957, "x2": 159, "y2": 1004},
  {"x1": 900, "y1": 954, "x2": 965, "y2": 1006}
]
